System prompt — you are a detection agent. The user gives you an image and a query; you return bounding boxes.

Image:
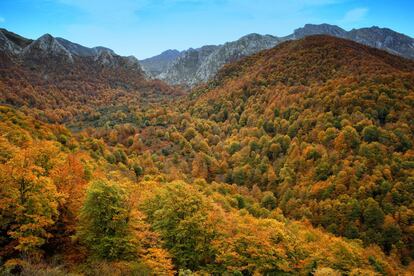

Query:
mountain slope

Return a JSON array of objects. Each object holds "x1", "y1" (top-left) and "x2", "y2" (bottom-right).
[
  {"x1": 76, "y1": 34, "x2": 414, "y2": 264},
  {"x1": 144, "y1": 24, "x2": 414, "y2": 87},
  {"x1": 186, "y1": 35, "x2": 414, "y2": 261},
  {"x1": 0, "y1": 30, "x2": 24, "y2": 54},
  {"x1": 55, "y1": 37, "x2": 114, "y2": 57}
]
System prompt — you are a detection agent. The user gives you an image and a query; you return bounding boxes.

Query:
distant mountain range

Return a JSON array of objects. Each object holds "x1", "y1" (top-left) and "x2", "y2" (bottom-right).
[
  {"x1": 141, "y1": 23, "x2": 414, "y2": 87},
  {"x1": 1, "y1": 24, "x2": 413, "y2": 90}
]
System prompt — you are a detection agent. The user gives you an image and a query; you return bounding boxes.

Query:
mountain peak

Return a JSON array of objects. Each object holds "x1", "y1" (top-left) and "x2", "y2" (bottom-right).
[
  {"x1": 39, "y1": 33, "x2": 54, "y2": 40},
  {"x1": 35, "y1": 33, "x2": 59, "y2": 49},
  {"x1": 93, "y1": 48, "x2": 115, "y2": 66},
  {"x1": 162, "y1": 49, "x2": 180, "y2": 55},
  {"x1": 22, "y1": 33, "x2": 74, "y2": 62},
  {"x1": 292, "y1": 23, "x2": 347, "y2": 39},
  {"x1": 347, "y1": 26, "x2": 414, "y2": 58},
  {"x1": 156, "y1": 33, "x2": 280, "y2": 87},
  {"x1": 93, "y1": 46, "x2": 115, "y2": 55},
  {"x1": 140, "y1": 49, "x2": 183, "y2": 76},
  {"x1": 240, "y1": 33, "x2": 263, "y2": 39},
  {"x1": 124, "y1": 55, "x2": 141, "y2": 71}
]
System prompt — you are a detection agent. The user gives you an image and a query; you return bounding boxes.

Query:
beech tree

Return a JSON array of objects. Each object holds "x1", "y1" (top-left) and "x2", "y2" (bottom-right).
[
  {"x1": 78, "y1": 179, "x2": 137, "y2": 260},
  {"x1": 142, "y1": 181, "x2": 220, "y2": 270},
  {"x1": 0, "y1": 142, "x2": 60, "y2": 256}
]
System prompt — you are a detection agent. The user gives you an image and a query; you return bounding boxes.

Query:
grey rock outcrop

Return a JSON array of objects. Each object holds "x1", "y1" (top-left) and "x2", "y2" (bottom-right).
[
  {"x1": 193, "y1": 34, "x2": 281, "y2": 85},
  {"x1": 158, "y1": 45, "x2": 219, "y2": 86},
  {"x1": 347, "y1": 27, "x2": 414, "y2": 59},
  {"x1": 154, "y1": 34, "x2": 280, "y2": 87},
  {"x1": 0, "y1": 30, "x2": 21, "y2": 55},
  {"x1": 22, "y1": 34, "x2": 74, "y2": 63}
]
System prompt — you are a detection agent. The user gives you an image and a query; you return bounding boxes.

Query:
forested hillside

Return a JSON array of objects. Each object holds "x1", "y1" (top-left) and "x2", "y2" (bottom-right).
[
  {"x1": 1, "y1": 34, "x2": 414, "y2": 274},
  {"x1": 0, "y1": 106, "x2": 409, "y2": 275},
  {"x1": 0, "y1": 29, "x2": 182, "y2": 124},
  {"x1": 188, "y1": 35, "x2": 414, "y2": 264}
]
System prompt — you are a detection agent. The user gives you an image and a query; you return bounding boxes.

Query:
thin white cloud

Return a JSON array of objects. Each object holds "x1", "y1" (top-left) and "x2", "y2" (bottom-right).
[
  {"x1": 0, "y1": 16, "x2": 5, "y2": 23},
  {"x1": 341, "y1": 7, "x2": 368, "y2": 23}
]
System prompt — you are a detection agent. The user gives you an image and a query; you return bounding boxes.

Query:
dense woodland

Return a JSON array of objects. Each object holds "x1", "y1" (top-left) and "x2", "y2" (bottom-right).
[
  {"x1": 1, "y1": 35, "x2": 414, "y2": 275},
  {"x1": 0, "y1": 50, "x2": 182, "y2": 124}
]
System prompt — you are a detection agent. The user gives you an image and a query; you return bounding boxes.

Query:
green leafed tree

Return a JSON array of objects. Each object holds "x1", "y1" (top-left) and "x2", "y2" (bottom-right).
[
  {"x1": 141, "y1": 181, "x2": 219, "y2": 270},
  {"x1": 77, "y1": 179, "x2": 137, "y2": 260}
]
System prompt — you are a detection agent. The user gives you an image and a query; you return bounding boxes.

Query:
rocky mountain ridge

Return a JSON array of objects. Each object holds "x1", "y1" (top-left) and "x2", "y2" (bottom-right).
[
  {"x1": 291, "y1": 24, "x2": 414, "y2": 59},
  {"x1": 2, "y1": 24, "x2": 413, "y2": 89},
  {"x1": 0, "y1": 28, "x2": 143, "y2": 72},
  {"x1": 143, "y1": 23, "x2": 414, "y2": 87}
]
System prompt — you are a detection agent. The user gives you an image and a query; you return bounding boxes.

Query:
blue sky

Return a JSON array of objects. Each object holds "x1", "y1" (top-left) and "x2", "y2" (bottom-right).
[{"x1": 0, "y1": 0, "x2": 413, "y2": 59}]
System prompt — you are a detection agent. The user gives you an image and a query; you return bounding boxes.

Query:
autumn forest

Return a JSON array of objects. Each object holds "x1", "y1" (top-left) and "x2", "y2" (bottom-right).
[{"x1": 0, "y1": 27, "x2": 414, "y2": 276}]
